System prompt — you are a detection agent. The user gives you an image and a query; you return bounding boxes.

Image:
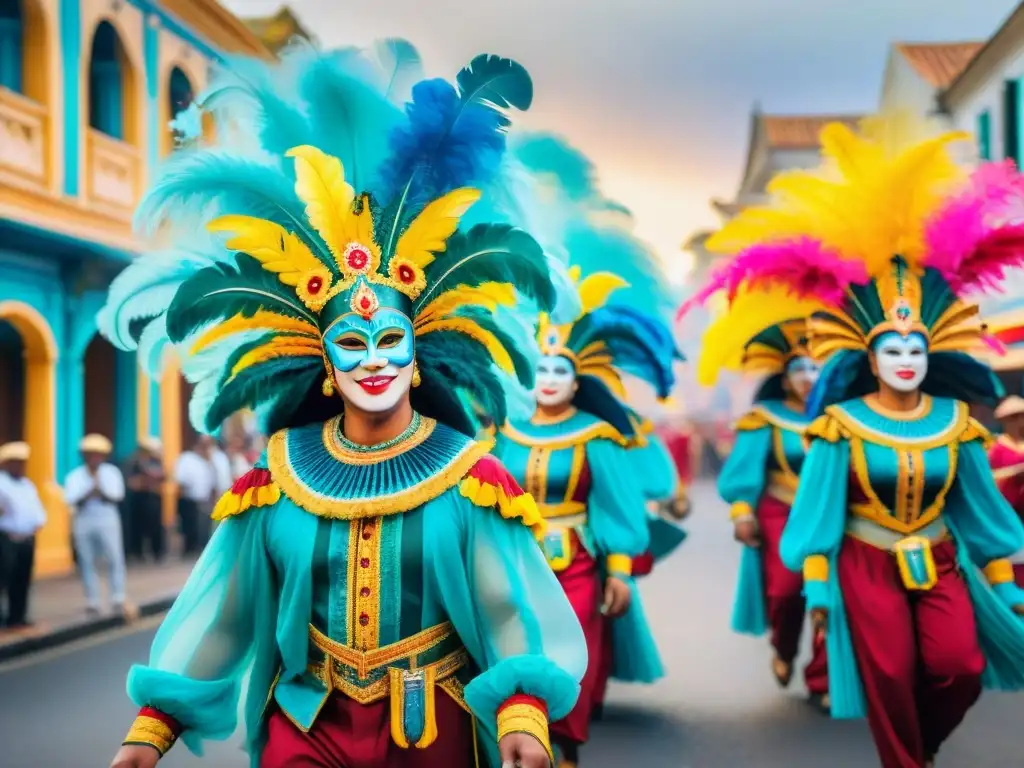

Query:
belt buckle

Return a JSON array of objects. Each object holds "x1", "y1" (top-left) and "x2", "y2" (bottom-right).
[
  {"x1": 893, "y1": 535, "x2": 938, "y2": 591},
  {"x1": 541, "y1": 528, "x2": 574, "y2": 572}
]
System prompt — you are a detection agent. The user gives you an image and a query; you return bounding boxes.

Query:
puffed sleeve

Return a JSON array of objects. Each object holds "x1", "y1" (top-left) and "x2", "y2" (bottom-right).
[
  {"x1": 122, "y1": 501, "x2": 276, "y2": 756},
  {"x1": 780, "y1": 420, "x2": 850, "y2": 581},
  {"x1": 586, "y1": 437, "x2": 652, "y2": 574},
  {"x1": 632, "y1": 433, "x2": 680, "y2": 502},
  {"x1": 431, "y1": 458, "x2": 586, "y2": 762},
  {"x1": 717, "y1": 414, "x2": 772, "y2": 521}
]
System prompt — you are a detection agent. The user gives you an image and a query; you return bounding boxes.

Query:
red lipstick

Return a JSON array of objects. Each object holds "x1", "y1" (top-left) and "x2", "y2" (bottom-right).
[
  {"x1": 896, "y1": 370, "x2": 916, "y2": 381},
  {"x1": 357, "y1": 375, "x2": 395, "y2": 395}
]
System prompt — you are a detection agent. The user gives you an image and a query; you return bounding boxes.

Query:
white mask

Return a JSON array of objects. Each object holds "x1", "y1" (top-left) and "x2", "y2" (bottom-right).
[
  {"x1": 785, "y1": 356, "x2": 820, "y2": 402},
  {"x1": 873, "y1": 332, "x2": 928, "y2": 393},
  {"x1": 336, "y1": 361, "x2": 414, "y2": 414},
  {"x1": 534, "y1": 355, "x2": 577, "y2": 408}
]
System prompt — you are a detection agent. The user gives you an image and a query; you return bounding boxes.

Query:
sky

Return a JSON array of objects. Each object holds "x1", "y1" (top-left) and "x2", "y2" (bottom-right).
[{"x1": 224, "y1": 0, "x2": 1018, "y2": 282}]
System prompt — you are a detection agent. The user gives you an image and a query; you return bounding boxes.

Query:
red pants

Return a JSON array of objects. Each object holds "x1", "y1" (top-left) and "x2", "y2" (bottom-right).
[
  {"x1": 758, "y1": 495, "x2": 828, "y2": 694},
  {"x1": 590, "y1": 616, "x2": 613, "y2": 711},
  {"x1": 1014, "y1": 562, "x2": 1024, "y2": 589},
  {"x1": 261, "y1": 691, "x2": 475, "y2": 768},
  {"x1": 839, "y1": 536, "x2": 984, "y2": 768},
  {"x1": 550, "y1": 538, "x2": 602, "y2": 748}
]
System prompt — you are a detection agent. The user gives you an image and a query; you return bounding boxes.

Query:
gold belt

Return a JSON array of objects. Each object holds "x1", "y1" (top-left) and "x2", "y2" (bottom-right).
[
  {"x1": 765, "y1": 471, "x2": 798, "y2": 505},
  {"x1": 306, "y1": 622, "x2": 468, "y2": 705},
  {"x1": 537, "y1": 501, "x2": 586, "y2": 519}
]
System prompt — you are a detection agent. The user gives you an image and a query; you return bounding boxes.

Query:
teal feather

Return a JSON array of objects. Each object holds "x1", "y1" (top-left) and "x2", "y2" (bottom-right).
[
  {"x1": 511, "y1": 132, "x2": 598, "y2": 202},
  {"x1": 206, "y1": 356, "x2": 322, "y2": 432},
  {"x1": 136, "y1": 319, "x2": 171, "y2": 377},
  {"x1": 372, "y1": 38, "x2": 424, "y2": 105},
  {"x1": 454, "y1": 306, "x2": 534, "y2": 385},
  {"x1": 416, "y1": 331, "x2": 508, "y2": 432},
  {"x1": 165, "y1": 254, "x2": 317, "y2": 343},
  {"x1": 456, "y1": 55, "x2": 533, "y2": 113},
  {"x1": 414, "y1": 224, "x2": 554, "y2": 313}
]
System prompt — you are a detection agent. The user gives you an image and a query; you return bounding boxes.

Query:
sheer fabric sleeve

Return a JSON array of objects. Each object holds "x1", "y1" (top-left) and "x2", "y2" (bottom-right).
[{"x1": 125, "y1": 507, "x2": 273, "y2": 753}]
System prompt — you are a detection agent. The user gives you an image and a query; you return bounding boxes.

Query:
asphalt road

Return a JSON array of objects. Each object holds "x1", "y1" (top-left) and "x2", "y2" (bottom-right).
[{"x1": 2, "y1": 481, "x2": 1022, "y2": 767}]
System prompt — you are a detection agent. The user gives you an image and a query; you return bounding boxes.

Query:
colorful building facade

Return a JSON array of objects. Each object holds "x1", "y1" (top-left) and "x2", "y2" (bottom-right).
[{"x1": 0, "y1": 0, "x2": 269, "y2": 577}]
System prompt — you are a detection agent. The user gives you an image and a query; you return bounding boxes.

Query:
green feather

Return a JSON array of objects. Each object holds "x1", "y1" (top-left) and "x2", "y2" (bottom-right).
[
  {"x1": 416, "y1": 331, "x2": 508, "y2": 430},
  {"x1": 166, "y1": 254, "x2": 316, "y2": 343},
  {"x1": 454, "y1": 306, "x2": 534, "y2": 385},
  {"x1": 415, "y1": 224, "x2": 554, "y2": 313},
  {"x1": 206, "y1": 355, "x2": 321, "y2": 432},
  {"x1": 456, "y1": 55, "x2": 533, "y2": 112}
]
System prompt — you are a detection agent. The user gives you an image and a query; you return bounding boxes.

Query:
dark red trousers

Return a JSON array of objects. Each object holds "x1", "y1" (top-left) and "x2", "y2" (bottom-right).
[
  {"x1": 590, "y1": 615, "x2": 613, "y2": 711},
  {"x1": 1014, "y1": 563, "x2": 1024, "y2": 589},
  {"x1": 758, "y1": 495, "x2": 828, "y2": 694},
  {"x1": 261, "y1": 691, "x2": 476, "y2": 768},
  {"x1": 551, "y1": 538, "x2": 602, "y2": 748},
  {"x1": 839, "y1": 536, "x2": 985, "y2": 768}
]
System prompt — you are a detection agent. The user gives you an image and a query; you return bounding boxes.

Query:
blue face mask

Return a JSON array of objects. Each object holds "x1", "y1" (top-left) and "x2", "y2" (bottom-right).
[{"x1": 321, "y1": 309, "x2": 415, "y2": 373}]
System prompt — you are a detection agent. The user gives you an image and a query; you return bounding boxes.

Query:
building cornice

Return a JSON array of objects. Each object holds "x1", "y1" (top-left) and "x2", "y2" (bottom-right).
[{"x1": 942, "y1": 4, "x2": 1024, "y2": 111}]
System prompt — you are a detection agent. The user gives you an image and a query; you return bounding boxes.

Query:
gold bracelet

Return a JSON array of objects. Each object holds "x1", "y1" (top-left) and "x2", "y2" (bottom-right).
[
  {"x1": 984, "y1": 558, "x2": 1015, "y2": 585},
  {"x1": 729, "y1": 501, "x2": 754, "y2": 521},
  {"x1": 123, "y1": 715, "x2": 177, "y2": 756},
  {"x1": 497, "y1": 703, "x2": 553, "y2": 764},
  {"x1": 803, "y1": 554, "x2": 829, "y2": 583},
  {"x1": 606, "y1": 553, "x2": 632, "y2": 577}
]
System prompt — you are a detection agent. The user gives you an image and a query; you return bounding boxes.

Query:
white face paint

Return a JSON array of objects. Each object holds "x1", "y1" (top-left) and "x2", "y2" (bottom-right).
[
  {"x1": 873, "y1": 332, "x2": 928, "y2": 394},
  {"x1": 785, "y1": 356, "x2": 820, "y2": 402},
  {"x1": 534, "y1": 355, "x2": 577, "y2": 408},
  {"x1": 328, "y1": 314, "x2": 415, "y2": 415}
]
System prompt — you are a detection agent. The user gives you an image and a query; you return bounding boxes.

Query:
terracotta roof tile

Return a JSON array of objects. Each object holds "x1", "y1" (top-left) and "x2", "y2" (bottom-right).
[
  {"x1": 895, "y1": 42, "x2": 983, "y2": 88},
  {"x1": 762, "y1": 115, "x2": 862, "y2": 149}
]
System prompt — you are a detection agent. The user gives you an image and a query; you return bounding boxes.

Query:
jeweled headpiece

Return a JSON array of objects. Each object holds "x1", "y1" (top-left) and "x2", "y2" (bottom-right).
[{"x1": 98, "y1": 44, "x2": 559, "y2": 436}]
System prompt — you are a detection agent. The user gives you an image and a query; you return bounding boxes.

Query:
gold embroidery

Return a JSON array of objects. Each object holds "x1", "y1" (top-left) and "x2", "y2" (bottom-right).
[
  {"x1": 895, "y1": 449, "x2": 911, "y2": 525},
  {"x1": 322, "y1": 415, "x2": 434, "y2": 465},
  {"x1": 564, "y1": 444, "x2": 586, "y2": 503},
  {"x1": 309, "y1": 647, "x2": 468, "y2": 705},
  {"x1": 524, "y1": 446, "x2": 550, "y2": 504},
  {"x1": 310, "y1": 621, "x2": 454, "y2": 677},
  {"x1": 352, "y1": 517, "x2": 383, "y2": 650},
  {"x1": 502, "y1": 421, "x2": 629, "y2": 450},
  {"x1": 123, "y1": 716, "x2": 177, "y2": 756},
  {"x1": 497, "y1": 702, "x2": 554, "y2": 764},
  {"x1": 268, "y1": 432, "x2": 492, "y2": 518}
]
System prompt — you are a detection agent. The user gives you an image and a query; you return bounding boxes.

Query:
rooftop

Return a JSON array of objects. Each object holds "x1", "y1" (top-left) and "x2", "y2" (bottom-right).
[
  {"x1": 762, "y1": 114, "x2": 863, "y2": 149},
  {"x1": 894, "y1": 41, "x2": 984, "y2": 88}
]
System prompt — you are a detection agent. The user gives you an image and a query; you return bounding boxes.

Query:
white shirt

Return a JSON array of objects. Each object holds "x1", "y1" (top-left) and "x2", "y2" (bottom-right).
[
  {"x1": 0, "y1": 472, "x2": 47, "y2": 536},
  {"x1": 64, "y1": 463, "x2": 126, "y2": 518},
  {"x1": 210, "y1": 449, "x2": 233, "y2": 496},
  {"x1": 175, "y1": 451, "x2": 218, "y2": 503}
]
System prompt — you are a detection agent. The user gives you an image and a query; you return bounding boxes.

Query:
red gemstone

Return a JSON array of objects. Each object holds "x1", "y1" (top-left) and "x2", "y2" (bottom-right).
[
  {"x1": 360, "y1": 557, "x2": 370, "y2": 568},
  {"x1": 360, "y1": 297, "x2": 371, "y2": 310},
  {"x1": 360, "y1": 587, "x2": 371, "y2": 597},
  {"x1": 398, "y1": 264, "x2": 415, "y2": 284},
  {"x1": 362, "y1": 526, "x2": 373, "y2": 540},
  {"x1": 307, "y1": 276, "x2": 322, "y2": 294},
  {"x1": 347, "y1": 249, "x2": 368, "y2": 269},
  {"x1": 359, "y1": 613, "x2": 369, "y2": 626}
]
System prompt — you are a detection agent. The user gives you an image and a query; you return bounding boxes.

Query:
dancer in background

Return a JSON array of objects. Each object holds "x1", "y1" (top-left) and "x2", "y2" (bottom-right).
[
  {"x1": 101, "y1": 43, "x2": 585, "y2": 768},
  {"x1": 495, "y1": 269, "x2": 671, "y2": 768},
  {"x1": 990, "y1": 395, "x2": 1024, "y2": 586},
  {"x1": 705, "y1": 114, "x2": 1024, "y2": 768}
]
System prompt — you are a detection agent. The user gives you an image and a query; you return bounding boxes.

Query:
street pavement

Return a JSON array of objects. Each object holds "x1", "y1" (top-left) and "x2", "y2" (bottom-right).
[{"x1": 1, "y1": 481, "x2": 1022, "y2": 767}]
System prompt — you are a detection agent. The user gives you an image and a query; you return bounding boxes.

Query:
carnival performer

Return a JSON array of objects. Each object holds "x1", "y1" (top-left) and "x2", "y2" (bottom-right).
[
  {"x1": 689, "y1": 310, "x2": 829, "y2": 706},
  {"x1": 990, "y1": 395, "x2": 1024, "y2": 586},
  {"x1": 703, "y1": 115, "x2": 1024, "y2": 768},
  {"x1": 494, "y1": 269, "x2": 671, "y2": 767},
  {"x1": 101, "y1": 44, "x2": 587, "y2": 768}
]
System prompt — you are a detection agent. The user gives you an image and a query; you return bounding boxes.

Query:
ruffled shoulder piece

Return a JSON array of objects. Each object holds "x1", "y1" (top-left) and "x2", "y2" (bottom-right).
[
  {"x1": 805, "y1": 412, "x2": 850, "y2": 444},
  {"x1": 734, "y1": 409, "x2": 769, "y2": 433},
  {"x1": 960, "y1": 416, "x2": 993, "y2": 447},
  {"x1": 748, "y1": 401, "x2": 813, "y2": 434},
  {"x1": 212, "y1": 466, "x2": 281, "y2": 521},
  {"x1": 824, "y1": 396, "x2": 968, "y2": 450},
  {"x1": 459, "y1": 455, "x2": 546, "y2": 536},
  {"x1": 267, "y1": 414, "x2": 492, "y2": 519},
  {"x1": 501, "y1": 409, "x2": 629, "y2": 451}
]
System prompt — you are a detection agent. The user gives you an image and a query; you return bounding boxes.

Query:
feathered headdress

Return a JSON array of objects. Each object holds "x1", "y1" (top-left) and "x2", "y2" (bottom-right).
[
  {"x1": 538, "y1": 268, "x2": 678, "y2": 435},
  {"x1": 682, "y1": 113, "x2": 1024, "y2": 413},
  {"x1": 99, "y1": 42, "x2": 559, "y2": 436}
]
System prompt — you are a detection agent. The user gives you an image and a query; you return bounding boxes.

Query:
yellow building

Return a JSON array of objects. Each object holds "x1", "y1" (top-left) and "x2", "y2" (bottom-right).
[{"x1": 0, "y1": 0, "x2": 270, "y2": 577}]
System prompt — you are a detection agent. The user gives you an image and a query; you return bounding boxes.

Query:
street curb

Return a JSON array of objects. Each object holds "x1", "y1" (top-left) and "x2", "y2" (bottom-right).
[{"x1": 0, "y1": 593, "x2": 178, "y2": 663}]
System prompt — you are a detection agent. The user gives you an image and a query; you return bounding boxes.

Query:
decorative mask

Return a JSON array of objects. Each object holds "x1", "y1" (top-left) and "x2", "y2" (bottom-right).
[
  {"x1": 872, "y1": 331, "x2": 928, "y2": 393},
  {"x1": 785, "y1": 355, "x2": 820, "y2": 401},
  {"x1": 535, "y1": 355, "x2": 577, "y2": 407}
]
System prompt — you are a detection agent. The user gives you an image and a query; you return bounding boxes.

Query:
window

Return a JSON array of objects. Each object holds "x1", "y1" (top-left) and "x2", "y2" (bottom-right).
[
  {"x1": 978, "y1": 110, "x2": 992, "y2": 161},
  {"x1": 1003, "y1": 79, "x2": 1019, "y2": 166},
  {"x1": 168, "y1": 66, "x2": 194, "y2": 146},
  {"x1": 0, "y1": 0, "x2": 22, "y2": 93},
  {"x1": 88, "y1": 21, "x2": 124, "y2": 139}
]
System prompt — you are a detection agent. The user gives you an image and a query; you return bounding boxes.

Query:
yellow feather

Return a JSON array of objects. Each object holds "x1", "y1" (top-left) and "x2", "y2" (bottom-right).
[
  {"x1": 285, "y1": 146, "x2": 355, "y2": 264},
  {"x1": 567, "y1": 265, "x2": 582, "y2": 283},
  {"x1": 207, "y1": 215, "x2": 324, "y2": 282},
  {"x1": 414, "y1": 318, "x2": 515, "y2": 374},
  {"x1": 229, "y1": 337, "x2": 323, "y2": 379},
  {"x1": 415, "y1": 282, "x2": 516, "y2": 326},
  {"x1": 578, "y1": 272, "x2": 628, "y2": 315},
  {"x1": 395, "y1": 188, "x2": 481, "y2": 269},
  {"x1": 191, "y1": 311, "x2": 319, "y2": 355}
]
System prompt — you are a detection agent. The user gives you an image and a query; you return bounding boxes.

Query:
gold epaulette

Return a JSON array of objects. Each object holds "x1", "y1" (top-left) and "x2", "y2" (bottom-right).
[
  {"x1": 733, "y1": 410, "x2": 769, "y2": 432},
  {"x1": 805, "y1": 412, "x2": 849, "y2": 444},
  {"x1": 960, "y1": 415, "x2": 993, "y2": 448}
]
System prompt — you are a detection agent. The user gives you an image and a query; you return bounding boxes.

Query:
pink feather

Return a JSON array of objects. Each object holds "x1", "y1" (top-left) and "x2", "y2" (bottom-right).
[
  {"x1": 923, "y1": 161, "x2": 1024, "y2": 295},
  {"x1": 675, "y1": 237, "x2": 867, "y2": 321}
]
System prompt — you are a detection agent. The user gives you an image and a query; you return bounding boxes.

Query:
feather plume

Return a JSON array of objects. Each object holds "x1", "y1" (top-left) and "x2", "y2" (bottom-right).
[
  {"x1": 285, "y1": 145, "x2": 357, "y2": 264},
  {"x1": 395, "y1": 187, "x2": 481, "y2": 269},
  {"x1": 207, "y1": 214, "x2": 326, "y2": 285},
  {"x1": 577, "y1": 273, "x2": 628, "y2": 315},
  {"x1": 372, "y1": 38, "x2": 424, "y2": 105}
]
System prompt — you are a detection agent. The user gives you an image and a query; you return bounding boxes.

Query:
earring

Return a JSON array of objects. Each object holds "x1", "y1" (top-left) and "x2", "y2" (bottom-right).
[
  {"x1": 412, "y1": 361, "x2": 422, "y2": 388},
  {"x1": 322, "y1": 375, "x2": 335, "y2": 397}
]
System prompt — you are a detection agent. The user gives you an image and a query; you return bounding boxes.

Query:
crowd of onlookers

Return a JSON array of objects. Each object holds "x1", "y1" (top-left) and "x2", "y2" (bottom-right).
[{"x1": 0, "y1": 431, "x2": 261, "y2": 631}]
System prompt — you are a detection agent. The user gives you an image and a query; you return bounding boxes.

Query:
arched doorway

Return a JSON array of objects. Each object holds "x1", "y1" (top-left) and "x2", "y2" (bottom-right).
[
  {"x1": 82, "y1": 334, "x2": 137, "y2": 461},
  {"x1": 0, "y1": 319, "x2": 25, "y2": 444},
  {"x1": 0, "y1": 300, "x2": 68, "y2": 576},
  {"x1": 87, "y1": 20, "x2": 136, "y2": 143}
]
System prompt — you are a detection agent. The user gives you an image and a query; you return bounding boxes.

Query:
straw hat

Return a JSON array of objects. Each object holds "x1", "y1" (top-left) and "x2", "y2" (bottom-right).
[
  {"x1": 0, "y1": 441, "x2": 30, "y2": 464},
  {"x1": 139, "y1": 436, "x2": 162, "y2": 454},
  {"x1": 995, "y1": 396, "x2": 1024, "y2": 421},
  {"x1": 80, "y1": 434, "x2": 113, "y2": 454}
]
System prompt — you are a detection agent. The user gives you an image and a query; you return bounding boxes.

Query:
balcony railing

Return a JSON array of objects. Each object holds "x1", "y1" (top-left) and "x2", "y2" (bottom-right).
[
  {"x1": 87, "y1": 128, "x2": 140, "y2": 221},
  {"x1": 0, "y1": 86, "x2": 49, "y2": 191}
]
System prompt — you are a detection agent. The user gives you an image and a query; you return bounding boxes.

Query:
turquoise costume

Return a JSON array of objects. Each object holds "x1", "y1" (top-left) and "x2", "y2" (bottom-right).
[{"x1": 99, "y1": 43, "x2": 587, "y2": 767}]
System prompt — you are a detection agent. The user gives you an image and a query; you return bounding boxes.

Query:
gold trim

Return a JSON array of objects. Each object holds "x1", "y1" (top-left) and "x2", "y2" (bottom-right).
[
  {"x1": 803, "y1": 554, "x2": 828, "y2": 582},
  {"x1": 123, "y1": 716, "x2": 176, "y2": 756},
  {"x1": 984, "y1": 558, "x2": 1015, "y2": 585},
  {"x1": 497, "y1": 703, "x2": 554, "y2": 765},
  {"x1": 352, "y1": 518, "x2": 383, "y2": 650},
  {"x1": 895, "y1": 449, "x2": 911, "y2": 525},
  {"x1": 863, "y1": 393, "x2": 932, "y2": 421},
  {"x1": 309, "y1": 621, "x2": 454, "y2": 678},
  {"x1": 309, "y1": 647, "x2": 468, "y2": 706},
  {"x1": 322, "y1": 415, "x2": 434, "y2": 466},
  {"x1": 524, "y1": 446, "x2": 550, "y2": 503},
  {"x1": 729, "y1": 501, "x2": 754, "y2": 521},
  {"x1": 606, "y1": 553, "x2": 632, "y2": 577},
  {"x1": 268, "y1": 431, "x2": 493, "y2": 519},
  {"x1": 826, "y1": 399, "x2": 967, "y2": 450},
  {"x1": 538, "y1": 502, "x2": 586, "y2": 519},
  {"x1": 531, "y1": 407, "x2": 578, "y2": 426},
  {"x1": 753, "y1": 404, "x2": 810, "y2": 435},
  {"x1": 502, "y1": 421, "x2": 629, "y2": 450},
  {"x1": 564, "y1": 444, "x2": 586, "y2": 503}
]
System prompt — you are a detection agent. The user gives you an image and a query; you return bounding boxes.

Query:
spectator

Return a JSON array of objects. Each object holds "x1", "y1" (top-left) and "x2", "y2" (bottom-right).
[
  {"x1": 0, "y1": 442, "x2": 46, "y2": 629},
  {"x1": 64, "y1": 434, "x2": 129, "y2": 618},
  {"x1": 174, "y1": 436, "x2": 224, "y2": 556},
  {"x1": 124, "y1": 437, "x2": 166, "y2": 563}
]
